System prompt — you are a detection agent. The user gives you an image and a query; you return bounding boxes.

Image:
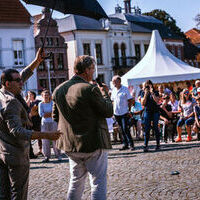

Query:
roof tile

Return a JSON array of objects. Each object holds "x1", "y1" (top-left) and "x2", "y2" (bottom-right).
[{"x1": 0, "y1": 0, "x2": 31, "y2": 24}]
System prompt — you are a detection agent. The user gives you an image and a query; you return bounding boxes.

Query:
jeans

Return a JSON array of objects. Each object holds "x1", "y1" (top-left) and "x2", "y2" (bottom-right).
[
  {"x1": 41, "y1": 121, "x2": 61, "y2": 159},
  {"x1": 67, "y1": 149, "x2": 108, "y2": 200},
  {"x1": 177, "y1": 117, "x2": 195, "y2": 127},
  {"x1": 143, "y1": 111, "x2": 160, "y2": 147},
  {"x1": 115, "y1": 114, "x2": 134, "y2": 147}
]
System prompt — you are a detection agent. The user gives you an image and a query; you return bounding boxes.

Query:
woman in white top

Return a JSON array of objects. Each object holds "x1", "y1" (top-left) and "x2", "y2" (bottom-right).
[
  {"x1": 38, "y1": 90, "x2": 61, "y2": 162},
  {"x1": 176, "y1": 89, "x2": 195, "y2": 142}
]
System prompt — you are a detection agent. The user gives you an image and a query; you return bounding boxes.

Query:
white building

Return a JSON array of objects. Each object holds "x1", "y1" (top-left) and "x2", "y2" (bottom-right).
[
  {"x1": 56, "y1": 0, "x2": 184, "y2": 86},
  {"x1": 0, "y1": 0, "x2": 38, "y2": 93}
]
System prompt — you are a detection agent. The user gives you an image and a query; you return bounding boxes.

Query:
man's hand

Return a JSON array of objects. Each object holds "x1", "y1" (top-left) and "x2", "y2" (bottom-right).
[
  {"x1": 31, "y1": 131, "x2": 62, "y2": 140},
  {"x1": 44, "y1": 112, "x2": 52, "y2": 118},
  {"x1": 164, "y1": 118, "x2": 169, "y2": 125},
  {"x1": 98, "y1": 83, "x2": 109, "y2": 93}
]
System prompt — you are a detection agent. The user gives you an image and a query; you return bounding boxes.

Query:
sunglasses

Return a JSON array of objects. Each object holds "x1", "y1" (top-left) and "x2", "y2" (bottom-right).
[
  {"x1": 11, "y1": 78, "x2": 22, "y2": 83},
  {"x1": 184, "y1": 92, "x2": 189, "y2": 95}
]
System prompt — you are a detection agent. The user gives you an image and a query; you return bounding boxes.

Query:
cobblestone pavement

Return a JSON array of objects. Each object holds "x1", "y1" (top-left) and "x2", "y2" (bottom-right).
[{"x1": 29, "y1": 139, "x2": 200, "y2": 200}]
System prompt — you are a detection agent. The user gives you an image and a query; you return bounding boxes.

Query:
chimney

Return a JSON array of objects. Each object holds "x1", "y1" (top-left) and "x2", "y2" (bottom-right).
[
  {"x1": 115, "y1": 4, "x2": 122, "y2": 14},
  {"x1": 124, "y1": 0, "x2": 131, "y2": 13}
]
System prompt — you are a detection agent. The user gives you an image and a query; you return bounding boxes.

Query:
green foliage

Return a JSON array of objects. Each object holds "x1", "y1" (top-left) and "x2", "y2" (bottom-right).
[
  {"x1": 194, "y1": 13, "x2": 200, "y2": 28},
  {"x1": 143, "y1": 9, "x2": 184, "y2": 37}
]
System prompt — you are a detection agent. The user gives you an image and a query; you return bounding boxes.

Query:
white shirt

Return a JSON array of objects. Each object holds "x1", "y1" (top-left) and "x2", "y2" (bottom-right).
[{"x1": 111, "y1": 85, "x2": 132, "y2": 116}]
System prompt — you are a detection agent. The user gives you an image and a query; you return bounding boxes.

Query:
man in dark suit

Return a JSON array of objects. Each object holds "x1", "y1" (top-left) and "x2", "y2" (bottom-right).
[
  {"x1": 0, "y1": 48, "x2": 61, "y2": 200},
  {"x1": 52, "y1": 55, "x2": 113, "y2": 200}
]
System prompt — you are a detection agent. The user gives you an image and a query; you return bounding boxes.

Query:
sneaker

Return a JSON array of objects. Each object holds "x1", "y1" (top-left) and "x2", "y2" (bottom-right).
[
  {"x1": 41, "y1": 158, "x2": 49, "y2": 163},
  {"x1": 186, "y1": 136, "x2": 192, "y2": 142},
  {"x1": 119, "y1": 146, "x2": 129, "y2": 151},
  {"x1": 175, "y1": 137, "x2": 182, "y2": 142},
  {"x1": 30, "y1": 154, "x2": 38, "y2": 159},
  {"x1": 155, "y1": 145, "x2": 161, "y2": 151},
  {"x1": 130, "y1": 146, "x2": 135, "y2": 151},
  {"x1": 57, "y1": 156, "x2": 62, "y2": 162},
  {"x1": 35, "y1": 151, "x2": 43, "y2": 156}
]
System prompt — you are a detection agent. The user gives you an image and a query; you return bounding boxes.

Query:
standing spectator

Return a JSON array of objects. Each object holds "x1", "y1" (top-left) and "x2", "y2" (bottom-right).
[
  {"x1": 111, "y1": 75, "x2": 134, "y2": 151},
  {"x1": 176, "y1": 89, "x2": 195, "y2": 142},
  {"x1": 38, "y1": 90, "x2": 62, "y2": 162},
  {"x1": 141, "y1": 80, "x2": 160, "y2": 152},
  {"x1": 169, "y1": 92, "x2": 180, "y2": 140},
  {"x1": 137, "y1": 82, "x2": 145, "y2": 103},
  {"x1": 0, "y1": 48, "x2": 61, "y2": 200},
  {"x1": 159, "y1": 94, "x2": 173, "y2": 142},
  {"x1": 130, "y1": 98, "x2": 143, "y2": 140},
  {"x1": 26, "y1": 90, "x2": 42, "y2": 156},
  {"x1": 193, "y1": 96, "x2": 200, "y2": 140},
  {"x1": 52, "y1": 55, "x2": 113, "y2": 200},
  {"x1": 192, "y1": 80, "x2": 200, "y2": 98},
  {"x1": 186, "y1": 81, "x2": 193, "y2": 93}
]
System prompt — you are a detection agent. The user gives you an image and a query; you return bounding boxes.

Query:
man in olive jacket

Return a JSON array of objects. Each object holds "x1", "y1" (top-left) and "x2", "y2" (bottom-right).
[{"x1": 52, "y1": 55, "x2": 113, "y2": 200}]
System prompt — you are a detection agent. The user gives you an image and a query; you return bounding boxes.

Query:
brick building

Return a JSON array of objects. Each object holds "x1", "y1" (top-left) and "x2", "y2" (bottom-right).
[{"x1": 34, "y1": 8, "x2": 68, "y2": 93}]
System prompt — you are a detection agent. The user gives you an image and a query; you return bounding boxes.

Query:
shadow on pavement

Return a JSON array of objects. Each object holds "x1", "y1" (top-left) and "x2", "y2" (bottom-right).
[
  {"x1": 30, "y1": 166, "x2": 54, "y2": 170},
  {"x1": 108, "y1": 142, "x2": 200, "y2": 158}
]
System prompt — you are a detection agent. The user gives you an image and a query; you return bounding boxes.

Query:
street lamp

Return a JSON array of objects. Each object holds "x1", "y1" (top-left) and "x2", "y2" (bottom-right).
[{"x1": 45, "y1": 58, "x2": 52, "y2": 94}]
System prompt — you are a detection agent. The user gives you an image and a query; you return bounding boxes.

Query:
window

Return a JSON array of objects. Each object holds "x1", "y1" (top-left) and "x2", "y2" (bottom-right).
[
  {"x1": 59, "y1": 78, "x2": 65, "y2": 84},
  {"x1": 83, "y1": 43, "x2": 91, "y2": 55},
  {"x1": 55, "y1": 38, "x2": 59, "y2": 47},
  {"x1": 57, "y1": 53, "x2": 64, "y2": 70},
  {"x1": 171, "y1": 45, "x2": 175, "y2": 56},
  {"x1": 113, "y1": 43, "x2": 119, "y2": 66},
  {"x1": 121, "y1": 43, "x2": 126, "y2": 66},
  {"x1": 134, "y1": 44, "x2": 141, "y2": 60},
  {"x1": 95, "y1": 44, "x2": 103, "y2": 65},
  {"x1": 47, "y1": 37, "x2": 53, "y2": 46},
  {"x1": 39, "y1": 79, "x2": 47, "y2": 89},
  {"x1": 38, "y1": 61, "x2": 45, "y2": 71},
  {"x1": 49, "y1": 53, "x2": 55, "y2": 70},
  {"x1": 177, "y1": 46, "x2": 182, "y2": 59},
  {"x1": 144, "y1": 44, "x2": 149, "y2": 53},
  {"x1": 13, "y1": 40, "x2": 24, "y2": 66}
]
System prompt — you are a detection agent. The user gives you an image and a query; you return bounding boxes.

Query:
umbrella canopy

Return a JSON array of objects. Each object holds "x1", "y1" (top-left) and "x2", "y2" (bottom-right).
[{"x1": 22, "y1": 0, "x2": 108, "y2": 20}]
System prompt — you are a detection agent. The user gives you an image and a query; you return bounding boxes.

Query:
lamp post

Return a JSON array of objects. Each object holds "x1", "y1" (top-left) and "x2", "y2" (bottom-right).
[{"x1": 45, "y1": 58, "x2": 52, "y2": 94}]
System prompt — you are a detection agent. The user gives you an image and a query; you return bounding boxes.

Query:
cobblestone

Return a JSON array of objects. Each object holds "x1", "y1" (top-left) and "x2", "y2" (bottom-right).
[{"x1": 28, "y1": 140, "x2": 200, "y2": 200}]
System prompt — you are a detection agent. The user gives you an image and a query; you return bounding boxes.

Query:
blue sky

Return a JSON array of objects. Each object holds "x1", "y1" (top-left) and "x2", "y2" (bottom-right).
[{"x1": 20, "y1": 0, "x2": 199, "y2": 32}]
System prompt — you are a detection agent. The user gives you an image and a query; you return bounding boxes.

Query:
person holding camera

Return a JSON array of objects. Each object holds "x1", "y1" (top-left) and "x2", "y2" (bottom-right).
[{"x1": 141, "y1": 80, "x2": 161, "y2": 152}]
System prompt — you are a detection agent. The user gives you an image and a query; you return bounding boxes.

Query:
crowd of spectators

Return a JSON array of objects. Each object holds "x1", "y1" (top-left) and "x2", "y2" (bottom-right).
[{"x1": 108, "y1": 78, "x2": 200, "y2": 152}]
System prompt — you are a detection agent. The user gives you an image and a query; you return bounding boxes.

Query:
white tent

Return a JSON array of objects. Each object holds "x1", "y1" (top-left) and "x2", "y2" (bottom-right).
[{"x1": 121, "y1": 30, "x2": 200, "y2": 87}]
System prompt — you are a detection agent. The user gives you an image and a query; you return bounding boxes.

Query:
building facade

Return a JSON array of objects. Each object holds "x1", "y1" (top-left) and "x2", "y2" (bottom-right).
[
  {"x1": 0, "y1": 0, "x2": 38, "y2": 93},
  {"x1": 34, "y1": 8, "x2": 68, "y2": 93},
  {"x1": 56, "y1": 0, "x2": 184, "y2": 86}
]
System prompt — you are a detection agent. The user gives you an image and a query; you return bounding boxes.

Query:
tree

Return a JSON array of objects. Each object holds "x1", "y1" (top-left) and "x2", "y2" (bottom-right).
[
  {"x1": 143, "y1": 9, "x2": 184, "y2": 37},
  {"x1": 143, "y1": 9, "x2": 199, "y2": 60},
  {"x1": 194, "y1": 13, "x2": 200, "y2": 28}
]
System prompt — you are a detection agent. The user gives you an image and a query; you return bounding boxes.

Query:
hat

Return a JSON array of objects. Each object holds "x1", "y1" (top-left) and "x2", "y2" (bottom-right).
[
  {"x1": 195, "y1": 80, "x2": 200, "y2": 85},
  {"x1": 183, "y1": 88, "x2": 189, "y2": 94},
  {"x1": 197, "y1": 87, "x2": 200, "y2": 93}
]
